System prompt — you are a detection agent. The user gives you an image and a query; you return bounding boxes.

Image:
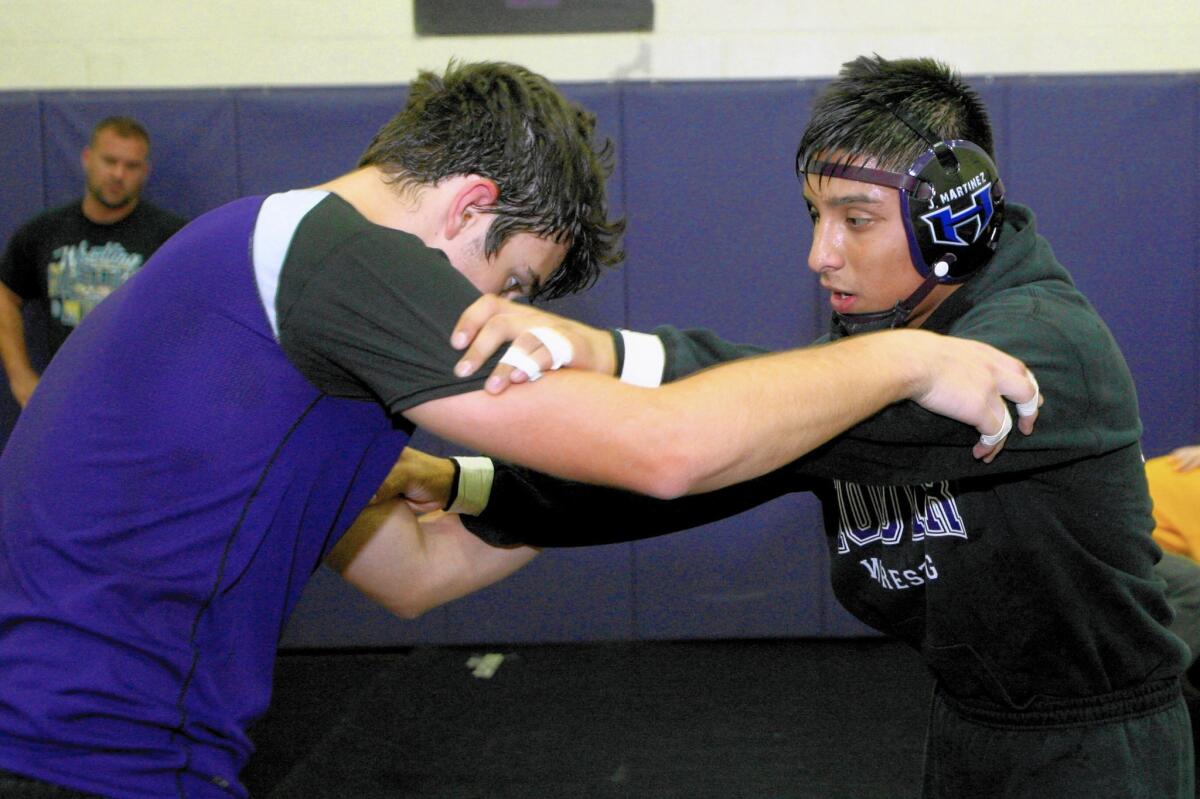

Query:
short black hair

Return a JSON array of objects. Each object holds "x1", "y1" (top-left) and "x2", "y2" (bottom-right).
[
  {"x1": 796, "y1": 55, "x2": 994, "y2": 178},
  {"x1": 359, "y1": 60, "x2": 624, "y2": 300}
]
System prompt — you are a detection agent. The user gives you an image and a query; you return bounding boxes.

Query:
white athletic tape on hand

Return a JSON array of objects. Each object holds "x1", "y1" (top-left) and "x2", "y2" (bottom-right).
[
  {"x1": 1015, "y1": 372, "x2": 1040, "y2": 418},
  {"x1": 978, "y1": 407, "x2": 1013, "y2": 447},
  {"x1": 528, "y1": 326, "x2": 574, "y2": 370},
  {"x1": 499, "y1": 347, "x2": 543, "y2": 381}
]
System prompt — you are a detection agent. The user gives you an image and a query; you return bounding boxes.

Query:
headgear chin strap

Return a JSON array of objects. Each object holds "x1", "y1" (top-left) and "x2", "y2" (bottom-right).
[{"x1": 831, "y1": 254, "x2": 954, "y2": 337}]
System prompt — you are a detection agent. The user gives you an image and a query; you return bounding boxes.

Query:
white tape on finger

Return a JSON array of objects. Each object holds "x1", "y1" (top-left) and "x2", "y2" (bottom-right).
[
  {"x1": 1016, "y1": 372, "x2": 1040, "y2": 418},
  {"x1": 978, "y1": 407, "x2": 1013, "y2": 447},
  {"x1": 528, "y1": 326, "x2": 574, "y2": 370},
  {"x1": 499, "y1": 347, "x2": 543, "y2": 381}
]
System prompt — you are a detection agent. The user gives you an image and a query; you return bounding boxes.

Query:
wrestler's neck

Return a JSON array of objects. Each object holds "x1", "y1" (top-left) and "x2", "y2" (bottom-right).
[
  {"x1": 315, "y1": 167, "x2": 455, "y2": 244},
  {"x1": 904, "y1": 283, "x2": 958, "y2": 329}
]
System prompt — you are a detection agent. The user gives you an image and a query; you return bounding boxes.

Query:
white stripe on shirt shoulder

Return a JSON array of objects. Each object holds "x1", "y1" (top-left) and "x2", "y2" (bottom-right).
[{"x1": 252, "y1": 189, "x2": 328, "y2": 338}]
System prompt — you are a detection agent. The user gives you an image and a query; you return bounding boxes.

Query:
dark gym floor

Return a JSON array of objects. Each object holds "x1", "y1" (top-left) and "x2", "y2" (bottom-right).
[{"x1": 245, "y1": 638, "x2": 935, "y2": 798}]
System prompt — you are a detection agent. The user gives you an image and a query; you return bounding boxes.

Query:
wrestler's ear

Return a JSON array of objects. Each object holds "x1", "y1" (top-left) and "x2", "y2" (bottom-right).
[{"x1": 445, "y1": 176, "x2": 499, "y2": 239}]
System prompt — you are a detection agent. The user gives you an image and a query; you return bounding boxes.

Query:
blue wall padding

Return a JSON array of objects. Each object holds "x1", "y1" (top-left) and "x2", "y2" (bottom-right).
[
  {"x1": 39, "y1": 90, "x2": 240, "y2": 219},
  {"x1": 0, "y1": 93, "x2": 45, "y2": 440},
  {"x1": 0, "y1": 73, "x2": 1196, "y2": 647},
  {"x1": 235, "y1": 86, "x2": 408, "y2": 196},
  {"x1": 1000, "y1": 75, "x2": 1199, "y2": 459}
]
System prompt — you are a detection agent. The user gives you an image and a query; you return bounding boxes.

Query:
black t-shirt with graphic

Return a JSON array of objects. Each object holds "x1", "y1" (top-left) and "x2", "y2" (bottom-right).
[{"x1": 0, "y1": 200, "x2": 186, "y2": 356}]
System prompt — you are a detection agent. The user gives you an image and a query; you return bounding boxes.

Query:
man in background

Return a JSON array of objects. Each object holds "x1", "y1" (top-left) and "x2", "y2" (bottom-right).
[{"x1": 0, "y1": 116, "x2": 186, "y2": 408}]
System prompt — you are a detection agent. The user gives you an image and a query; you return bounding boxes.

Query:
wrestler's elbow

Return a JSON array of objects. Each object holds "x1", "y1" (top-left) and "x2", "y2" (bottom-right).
[
  {"x1": 619, "y1": 432, "x2": 708, "y2": 500},
  {"x1": 352, "y1": 576, "x2": 449, "y2": 620},
  {"x1": 385, "y1": 598, "x2": 435, "y2": 621},
  {"x1": 376, "y1": 587, "x2": 445, "y2": 620}
]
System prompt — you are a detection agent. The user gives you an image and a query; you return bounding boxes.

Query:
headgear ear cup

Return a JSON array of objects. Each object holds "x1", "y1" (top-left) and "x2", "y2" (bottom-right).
[
  {"x1": 864, "y1": 97, "x2": 1006, "y2": 283},
  {"x1": 900, "y1": 140, "x2": 1005, "y2": 282}
]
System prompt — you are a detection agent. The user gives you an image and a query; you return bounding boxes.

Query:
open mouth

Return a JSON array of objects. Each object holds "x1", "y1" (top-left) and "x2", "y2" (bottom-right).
[{"x1": 830, "y1": 290, "x2": 856, "y2": 313}]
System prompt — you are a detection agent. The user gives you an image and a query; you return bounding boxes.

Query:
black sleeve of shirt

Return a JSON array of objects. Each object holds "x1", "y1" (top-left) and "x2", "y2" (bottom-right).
[
  {"x1": 788, "y1": 289, "x2": 1143, "y2": 485},
  {"x1": 464, "y1": 460, "x2": 811, "y2": 548},
  {"x1": 277, "y1": 202, "x2": 502, "y2": 412},
  {"x1": 653, "y1": 324, "x2": 771, "y2": 380}
]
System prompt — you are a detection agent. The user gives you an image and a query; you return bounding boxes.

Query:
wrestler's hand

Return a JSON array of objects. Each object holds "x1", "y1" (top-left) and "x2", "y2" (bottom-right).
[
  {"x1": 1168, "y1": 445, "x2": 1200, "y2": 473},
  {"x1": 371, "y1": 447, "x2": 456, "y2": 514},
  {"x1": 451, "y1": 295, "x2": 617, "y2": 394},
  {"x1": 899, "y1": 331, "x2": 1041, "y2": 463}
]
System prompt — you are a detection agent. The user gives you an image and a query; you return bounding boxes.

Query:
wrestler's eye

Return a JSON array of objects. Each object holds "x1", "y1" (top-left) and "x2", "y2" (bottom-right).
[{"x1": 501, "y1": 275, "x2": 524, "y2": 298}]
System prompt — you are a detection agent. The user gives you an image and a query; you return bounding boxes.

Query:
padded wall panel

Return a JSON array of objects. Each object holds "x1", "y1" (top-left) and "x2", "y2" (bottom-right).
[
  {"x1": 0, "y1": 93, "x2": 45, "y2": 451},
  {"x1": 632, "y1": 494, "x2": 830, "y2": 639},
  {"x1": 623, "y1": 81, "x2": 819, "y2": 345},
  {"x1": 1002, "y1": 75, "x2": 1199, "y2": 456},
  {"x1": 442, "y1": 547, "x2": 637, "y2": 644},
  {"x1": 40, "y1": 90, "x2": 238, "y2": 219},
  {"x1": 1195, "y1": 77, "x2": 1200, "y2": 450},
  {"x1": 235, "y1": 86, "x2": 407, "y2": 196},
  {"x1": 622, "y1": 81, "x2": 831, "y2": 639},
  {"x1": 0, "y1": 94, "x2": 45, "y2": 248}
]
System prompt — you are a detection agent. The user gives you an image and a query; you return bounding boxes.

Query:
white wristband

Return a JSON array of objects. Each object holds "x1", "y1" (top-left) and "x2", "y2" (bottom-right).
[
  {"x1": 618, "y1": 329, "x2": 665, "y2": 387},
  {"x1": 447, "y1": 456, "x2": 495, "y2": 516}
]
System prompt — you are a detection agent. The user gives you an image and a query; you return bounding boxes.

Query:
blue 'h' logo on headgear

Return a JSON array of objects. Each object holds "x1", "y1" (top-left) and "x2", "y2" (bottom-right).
[{"x1": 919, "y1": 184, "x2": 994, "y2": 247}]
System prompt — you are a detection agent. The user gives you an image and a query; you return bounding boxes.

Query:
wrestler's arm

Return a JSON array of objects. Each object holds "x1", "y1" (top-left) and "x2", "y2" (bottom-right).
[
  {"x1": 327, "y1": 499, "x2": 537, "y2": 618},
  {"x1": 287, "y1": 231, "x2": 1033, "y2": 502},
  {"x1": 478, "y1": 462, "x2": 809, "y2": 548},
  {"x1": 404, "y1": 327, "x2": 1029, "y2": 500}
]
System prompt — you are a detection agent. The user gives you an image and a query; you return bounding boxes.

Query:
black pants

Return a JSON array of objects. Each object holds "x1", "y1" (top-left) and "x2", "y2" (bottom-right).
[
  {"x1": 922, "y1": 679, "x2": 1194, "y2": 798},
  {"x1": 0, "y1": 771, "x2": 103, "y2": 798}
]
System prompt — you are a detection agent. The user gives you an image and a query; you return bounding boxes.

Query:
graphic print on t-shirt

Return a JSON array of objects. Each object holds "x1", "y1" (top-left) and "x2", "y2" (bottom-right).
[
  {"x1": 832, "y1": 479, "x2": 966, "y2": 590},
  {"x1": 46, "y1": 239, "x2": 144, "y2": 327}
]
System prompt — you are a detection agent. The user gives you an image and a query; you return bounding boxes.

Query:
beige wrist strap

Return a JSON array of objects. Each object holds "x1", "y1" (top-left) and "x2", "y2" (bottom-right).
[{"x1": 447, "y1": 456, "x2": 495, "y2": 516}]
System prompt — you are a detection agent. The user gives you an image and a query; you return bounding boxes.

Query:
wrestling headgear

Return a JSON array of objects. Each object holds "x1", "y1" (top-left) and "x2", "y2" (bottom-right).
[{"x1": 799, "y1": 101, "x2": 1006, "y2": 334}]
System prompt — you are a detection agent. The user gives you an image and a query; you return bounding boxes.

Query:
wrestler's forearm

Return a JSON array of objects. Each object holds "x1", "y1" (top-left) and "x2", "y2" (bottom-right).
[
  {"x1": 330, "y1": 501, "x2": 537, "y2": 618},
  {"x1": 463, "y1": 460, "x2": 806, "y2": 548},
  {"x1": 407, "y1": 329, "x2": 948, "y2": 499}
]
